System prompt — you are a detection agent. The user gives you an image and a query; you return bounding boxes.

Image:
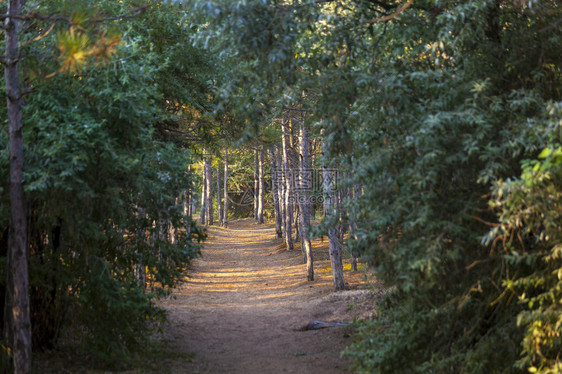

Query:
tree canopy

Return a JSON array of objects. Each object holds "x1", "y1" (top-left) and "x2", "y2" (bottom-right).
[
  {"x1": 187, "y1": 0, "x2": 562, "y2": 372},
  {"x1": 1, "y1": 0, "x2": 561, "y2": 372}
]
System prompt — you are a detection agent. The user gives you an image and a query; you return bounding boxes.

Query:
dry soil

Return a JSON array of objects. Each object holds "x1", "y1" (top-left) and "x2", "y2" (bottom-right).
[{"x1": 159, "y1": 218, "x2": 382, "y2": 374}]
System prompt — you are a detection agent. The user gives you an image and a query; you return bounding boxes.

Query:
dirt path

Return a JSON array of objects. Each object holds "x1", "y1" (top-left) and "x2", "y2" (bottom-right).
[{"x1": 160, "y1": 219, "x2": 379, "y2": 374}]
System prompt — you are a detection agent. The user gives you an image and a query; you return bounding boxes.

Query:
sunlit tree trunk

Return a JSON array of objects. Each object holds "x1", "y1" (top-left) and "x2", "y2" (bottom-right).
[
  {"x1": 337, "y1": 185, "x2": 347, "y2": 255},
  {"x1": 276, "y1": 146, "x2": 286, "y2": 239},
  {"x1": 299, "y1": 122, "x2": 313, "y2": 281},
  {"x1": 294, "y1": 202, "x2": 300, "y2": 242},
  {"x1": 323, "y1": 166, "x2": 346, "y2": 291},
  {"x1": 205, "y1": 156, "x2": 213, "y2": 225},
  {"x1": 269, "y1": 148, "x2": 283, "y2": 238},
  {"x1": 200, "y1": 157, "x2": 206, "y2": 225},
  {"x1": 184, "y1": 165, "x2": 193, "y2": 241},
  {"x1": 3, "y1": 1, "x2": 32, "y2": 371},
  {"x1": 257, "y1": 147, "x2": 264, "y2": 224},
  {"x1": 282, "y1": 119, "x2": 294, "y2": 250},
  {"x1": 223, "y1": 149, "x2": 229, "y2": 228},
  {"x1": 253, "y1": 149, "x2": 259, "y2": 222},
  {"x1": 217, "y1": 164, "x2": 222, "y2": 227}
]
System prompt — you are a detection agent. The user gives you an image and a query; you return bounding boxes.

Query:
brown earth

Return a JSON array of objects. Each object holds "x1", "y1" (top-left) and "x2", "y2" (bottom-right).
[{"x1": 158, "y1": 218, "x2": 384, "y2": 374}]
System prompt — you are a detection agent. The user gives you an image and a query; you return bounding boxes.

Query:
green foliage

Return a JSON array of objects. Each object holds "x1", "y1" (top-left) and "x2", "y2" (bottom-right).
[
  {"x1": 190, "y1": 0, "x2": 562, "y2": 372},
  {"x1": 486, "y1": 102, "x2": 562, "y2": 373},
  {"x1": 1, "y1": 0, "x2": 215, "y2": 368}
]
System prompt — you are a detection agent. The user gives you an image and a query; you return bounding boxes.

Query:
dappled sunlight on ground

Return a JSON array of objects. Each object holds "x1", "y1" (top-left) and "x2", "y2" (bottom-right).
[{"x1": 159, "y1": 218, "x2": 382, "y2": 373}]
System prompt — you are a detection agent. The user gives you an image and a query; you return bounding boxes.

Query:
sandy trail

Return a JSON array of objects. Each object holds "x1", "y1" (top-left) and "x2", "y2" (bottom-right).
[{"x1": 160, "y1": 219, "x2": 378, "y2": 374}]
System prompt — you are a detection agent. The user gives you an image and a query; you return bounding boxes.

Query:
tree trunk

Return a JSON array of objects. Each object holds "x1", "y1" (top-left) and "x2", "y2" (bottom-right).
[
  {"x1": 184, "y1": 166, "x2": 193, "y2": 241},
  {"x1": 223, "y1": 149, "x2": 229, "y2": 228},
  {"x1": 269, "y1": 148, "x2": 283, "y2": 238},
  {"x1": 205, "y1": 156, "x2": 213, "y2": 225},
  {"x1": 217, "y1": 164, "x2": 222, "y2": 227},
  {"x1": 323, "y1": 167, "x2": 346, "y2": 291},
  {"x1": 200, "y1": 157, "x2": 206, "y2": 225},
  {"x1": 276, "y1": 146, "x2": 286, "y2": 240},
  {"x1": 257, "y1": 148, "x2": 264, "y2": 224},
  {"x1": 253, "y1": 149, "x2": 259, "y2": 222},
  {"x1": 135, "y1": 206, "x2": 147, "y2": 289},
  {"x1": 184, "y1": 189, "x2": 192, "y2": 240},
  {"x1": 350, "y1": 184, "x2": 361, "y2": 271},
  {"x1": 290, "y1": 125, "x2": 299, "y2": 242},
  {"x1": 4, "y1": 1, "x2": 33, "y2": 371},
  {"x1": 282, "y1": 119, "x2": 294, "y2": 250},
  {"x1": 299, "y1": 123, "x2": 313, "y2": 281}
]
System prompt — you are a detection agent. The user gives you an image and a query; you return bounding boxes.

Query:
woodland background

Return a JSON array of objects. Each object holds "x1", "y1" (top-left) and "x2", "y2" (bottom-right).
[{"x1": 0, "y1": 0, "x2": 561, "y2": 373}]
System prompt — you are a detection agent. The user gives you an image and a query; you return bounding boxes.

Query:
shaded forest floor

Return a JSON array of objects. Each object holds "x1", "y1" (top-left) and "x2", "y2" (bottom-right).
[{"x1": 36, "y1": 218, "x2": 385, "y2": 373}]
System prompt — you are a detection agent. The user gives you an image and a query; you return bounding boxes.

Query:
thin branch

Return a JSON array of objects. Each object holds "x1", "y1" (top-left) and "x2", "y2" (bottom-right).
[
  {"x1": 363, "y1": 0, "x2": 414, "y2": 24},
  {"x1": 0, "y1": 11, "x2": 70, "y2": 23},
  {"x1": 468, "y1": 215, "x2": 501, "y2": 227},
  {"x1": 21, "y1": 22, "x2": 55, "y2": 46}
]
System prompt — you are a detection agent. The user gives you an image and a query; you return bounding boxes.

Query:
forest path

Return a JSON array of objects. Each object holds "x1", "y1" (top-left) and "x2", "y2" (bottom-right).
[{"x1": 160, "y1": 218, "x2": 378, "y2": 374}]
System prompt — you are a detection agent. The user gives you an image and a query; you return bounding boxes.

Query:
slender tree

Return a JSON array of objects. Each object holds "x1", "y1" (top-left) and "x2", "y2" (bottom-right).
[
  {"x1": 323, "y1": 165, "x2": 346, "y2": 291},
  {"x1": 3, "y1": 1, "x2": 32, "y2": 371},
  {"x1": 349, "y1": 184, "x2": 361, "y2": 271},
  {"x1": 281, "y1": 118, "x2": 294, "y2": 250},
  {"x1": 205, "y1": 156, "x2": 213, "y2": 225},
  {"x1": 298, "y1": 122, "x2": 313, "y2": 281},
  {"x1": 200, "y1": 156, "x2": 207, "y2": 225},
  {"x1": 257, "y1": 147, "x2": 265, "y2": 224},
  {"x1": 253, "y1": 149, "x2": 259, "y2": 222},
  {"x1": 223, "y1": 149, "x2": 229, "y2": 228},
  {"x1": 217, "y1": 163, "x2": 222, "y2": 226},
  {"x1": 276, "y1": 145, "x2": 286, "y2": 240},
  {"x1": 269, "y1": 148, "x2": 283, "y2": 238}
]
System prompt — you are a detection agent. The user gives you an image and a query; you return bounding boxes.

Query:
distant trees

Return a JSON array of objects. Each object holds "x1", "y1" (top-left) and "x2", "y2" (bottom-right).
[
  {"x1": 0, "y1": 1, "x2": 218, "y2": 370},
  {"x1": 187, "y1": 0, "x2": 562, "y2": 372}
]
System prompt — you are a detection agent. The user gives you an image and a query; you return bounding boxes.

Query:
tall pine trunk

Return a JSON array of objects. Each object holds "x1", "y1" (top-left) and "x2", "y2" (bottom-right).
[
  {"x1": 4, "y1": 1, "x2": 32, "y2": 371},
  {"x1": 200, "y1": 156, "x2": 206, "y2": 225},
  {"x1": 223, "y1": 149, "x2": 229, "y2": 228},
  {"x1": 276, "y1": 146, "x2": 286, "y2": 240},
  {"x1": 282, "y1": 119, "x2": 294, "y2": 250},
  {"x1": 217, "y1": 164, "x2": 222, "y2": 227},
  {"x1": 184, "y1": 190, "x2": 192, "y2": 240},
  {"x1": 269, "y1": 148, "x2": 283, "y2": 238},
  {"x1": 350, "y1": 184, "x2": 361, "y2": 271},
  {"x1": 323, "y1": 166, "x2": 346, "y2": 291},
  {"x1": 299, "y1": 122, "x2": 313, "y2": 281},
  {"x1": 253, "y1": 149, "x2": 259, "y2": 222},
  {"x1": 205, "y1": 156, "x2": 213, "y2": 225},
  {"x1": 257, "y1": 148, "x2": 264, "y2": 224}
]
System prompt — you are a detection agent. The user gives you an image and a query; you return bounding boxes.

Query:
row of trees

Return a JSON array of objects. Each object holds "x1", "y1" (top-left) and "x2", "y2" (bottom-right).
[
  {"x1": 1, "y1": 0, "x2": 560, "y2": 373},
  {"x1": 186, "y1": 0, "x2": 562, "y2": 373},
  {"x1": 195, "y1": 105, "x2": 357, "y2": 289},
  {"x1": 0, "y1": 1, "x2": 234, "y2": 371}
]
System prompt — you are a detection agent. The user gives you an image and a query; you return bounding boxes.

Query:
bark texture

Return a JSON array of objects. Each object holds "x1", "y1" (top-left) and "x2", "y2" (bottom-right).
[
  {"x1": 269, "y1": 148, "x2": 283, "y2": 238},
  {"x1": 4, "y1": 1, "x2": 32, "y2": 372},
  {"x1": 217, "y1": 164, "x2": 222, "y2": 227},
  {"x1": 322, "y1": 167, "x2": 346, "y2": 291},
  {"x1": 223, "y1": 149, "x2": 229, "y2": 228},
  {"x1": 253, "y1": 149, "x2": 259, "y2": 222},
  {"x1": 200, "y1": 160, "x2": 206, "y2": 225},
  {"x1": 281, "y1": 119, "x2": 294, "y2": 250},
  {"x1": 299, "y1": 123, "x2": 313, "y2": 281},
  {"x1": 205, "y1": 156, "x2": 213, "y2": 225},
  {"x1": 257, "y1": 148, "x2": 264, "y2": 224}
]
